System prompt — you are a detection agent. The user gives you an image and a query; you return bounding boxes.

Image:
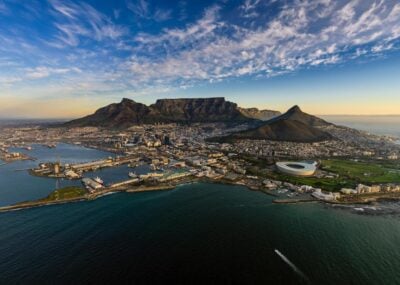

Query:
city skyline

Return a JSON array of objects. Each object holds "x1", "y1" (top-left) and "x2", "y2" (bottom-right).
[{"x1": 1, "y1": 0, "x2": 400, "y2": 118}]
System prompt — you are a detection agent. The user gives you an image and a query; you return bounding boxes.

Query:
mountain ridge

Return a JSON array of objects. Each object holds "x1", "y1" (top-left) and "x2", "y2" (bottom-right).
[
  {"x1": 214, "y1": 105, "x2": 333, "y2": 143},
  {"x1": 65, "y1": 97, "x2": 269, "y2": 128}
]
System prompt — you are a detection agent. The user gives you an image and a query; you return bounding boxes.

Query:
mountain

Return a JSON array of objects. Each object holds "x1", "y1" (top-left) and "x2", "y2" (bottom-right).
[
  {"x1": 149, "y1": 97, "x2": 248, "y2": 123},
  {"x1": 237, "y1": 107, "x2": 281, "y2": 121},
  {"x1": 216, "y1": 105, "x2": 332, "y2": 143},
  {"x1": 65, "y1": 97, "x2": 253, "y2": 128},
  {"x1": 266, "y1": 105, "x2": 331, "y2": 127},
  {"x1": 65, "y1": 98, "x2": 151, "y2": 128}
]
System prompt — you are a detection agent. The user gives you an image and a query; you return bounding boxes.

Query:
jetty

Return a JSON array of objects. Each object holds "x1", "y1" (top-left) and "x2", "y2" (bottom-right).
[{"x1": 273, "y1": 198, "x2": 316, "y2": 204}]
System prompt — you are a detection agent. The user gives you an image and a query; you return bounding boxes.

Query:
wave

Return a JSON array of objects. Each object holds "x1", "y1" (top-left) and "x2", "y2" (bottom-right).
[{"x1": 275, "y1": 249, "x2": 309, "y2": 282}]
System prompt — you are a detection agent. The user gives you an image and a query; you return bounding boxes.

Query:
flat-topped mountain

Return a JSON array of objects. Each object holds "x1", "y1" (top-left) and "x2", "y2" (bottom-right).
[
  {"x1": 216, "y1": 105, "x2": 332, "y2": 142},
  {"x1": 65, "y1": 97, "x2": 261, "y2": 128},
  {"x1": 149, "y1": 97, "x2": 247, "y2": 123}
]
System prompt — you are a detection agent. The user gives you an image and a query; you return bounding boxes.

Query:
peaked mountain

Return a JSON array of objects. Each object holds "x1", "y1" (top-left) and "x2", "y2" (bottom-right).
[
  {"x1": 216, "y1": 105, "x2": 332, "y2": 143},
  {"x1": 65, "y1": 98, "x2": 151, "y2": 128},
  {"x1": 267, "y1": 105, "x2": 331, "y2": 127},
  {"x1": 237, "y1": 107, "x2": 281, "y2": 121},
  {"x1": 64, "y1": 97, "x2": 255, "y2": 128}
]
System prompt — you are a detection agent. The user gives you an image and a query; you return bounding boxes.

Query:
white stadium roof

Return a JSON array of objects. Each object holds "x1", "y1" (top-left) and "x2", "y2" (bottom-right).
[{"x1": 276, "y1": 161, "x2": 317, "y2": 177}]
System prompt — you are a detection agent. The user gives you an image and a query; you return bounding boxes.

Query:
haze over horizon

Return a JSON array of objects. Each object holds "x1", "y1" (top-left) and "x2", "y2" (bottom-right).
[{"x1": 1, "y1": 0, "x2": 400, "y2": 118}]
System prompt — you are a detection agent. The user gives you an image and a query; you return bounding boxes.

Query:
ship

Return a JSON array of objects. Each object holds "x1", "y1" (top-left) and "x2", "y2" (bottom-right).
[{"x1": 82, "y1": 177, "x2": 103, "y2": 192}]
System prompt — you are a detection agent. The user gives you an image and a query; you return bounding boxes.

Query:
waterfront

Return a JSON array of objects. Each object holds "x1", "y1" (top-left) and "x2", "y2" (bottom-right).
[
  {"x1": 1, "y1": 183, "x2": 400, "y2": 284},
  {"x1": 0, "y1": 143, "x2": 150, "y2": 206}
]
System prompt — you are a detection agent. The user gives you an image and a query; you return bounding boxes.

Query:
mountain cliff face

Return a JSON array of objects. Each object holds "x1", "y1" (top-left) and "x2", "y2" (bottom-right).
[
  {"x1": 65, "y1": 98, "x2": 151, "y2": 128},
  {"x1": 218, "y1": 105, "x2": 332, "y2": 142},
  {"x1": 237, "y1": 107, "x2": 281, "y2": 121},
  {"x1": 149, "y1": 97, "x2": 248, "y2": 123},
  {"x1": 65, "y1": 97, "x2": 253, "y2": 128}
]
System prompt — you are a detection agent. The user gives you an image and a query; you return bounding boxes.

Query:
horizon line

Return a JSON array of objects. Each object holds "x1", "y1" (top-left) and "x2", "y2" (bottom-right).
[{"x1": 2, "y1": 114, "x2": 400, "y2": 121}]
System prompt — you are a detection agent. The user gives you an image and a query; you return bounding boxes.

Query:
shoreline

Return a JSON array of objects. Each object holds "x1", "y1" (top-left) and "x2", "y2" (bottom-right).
[
  {"x1": 0, "y1": 177, "x2": 200, "y2": 213},
  {"x1": 2, "y1": 176, "x2": 400, "y2": 213}
]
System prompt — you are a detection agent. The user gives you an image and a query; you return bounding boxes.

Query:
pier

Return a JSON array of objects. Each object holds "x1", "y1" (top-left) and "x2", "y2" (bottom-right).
[{"x1": 273, "y1": 198, "x2": 316, "y2": 204}]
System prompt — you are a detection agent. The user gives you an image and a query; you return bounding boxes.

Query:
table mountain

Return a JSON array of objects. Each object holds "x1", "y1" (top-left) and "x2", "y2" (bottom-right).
[{"x1": 64, "y1": 97, "x2": 256, "y2": 128}]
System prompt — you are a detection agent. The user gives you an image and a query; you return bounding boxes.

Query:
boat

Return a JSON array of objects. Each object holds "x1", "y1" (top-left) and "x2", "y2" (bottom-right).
[
  {"x1": 128, "y1": 172, "x2": 138, "y2": 178},
  {"x1": 93, "y1": 176, "x2": 104, "y2": 185}
]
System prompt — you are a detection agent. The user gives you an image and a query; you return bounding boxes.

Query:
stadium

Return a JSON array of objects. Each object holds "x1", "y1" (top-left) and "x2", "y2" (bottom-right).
[{"x1": 276, "y1": 161, "x2": 317, "y2": 177}]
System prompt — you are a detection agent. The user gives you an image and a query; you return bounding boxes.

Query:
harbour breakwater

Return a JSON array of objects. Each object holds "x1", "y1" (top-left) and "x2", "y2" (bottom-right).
[{"x1": 0, "y1": 178, "x2": 196, "y2": 213}]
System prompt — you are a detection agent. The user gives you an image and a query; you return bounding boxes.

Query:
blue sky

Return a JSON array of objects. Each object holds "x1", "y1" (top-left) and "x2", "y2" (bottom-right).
[{"x1": 0, "y1": 0, "x2": 399, "y2": 118}]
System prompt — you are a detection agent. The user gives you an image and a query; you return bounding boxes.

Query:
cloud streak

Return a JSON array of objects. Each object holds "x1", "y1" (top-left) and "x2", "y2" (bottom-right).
[
  {"x1": 49, "y1": 0, "x2": 126, "y2": 47},
  {"x1": 126, "y1": 0, "x2": 400, "y2": 87},
  {"x1": 127, "y1": 0, "x2": 172, "y2": 22}
]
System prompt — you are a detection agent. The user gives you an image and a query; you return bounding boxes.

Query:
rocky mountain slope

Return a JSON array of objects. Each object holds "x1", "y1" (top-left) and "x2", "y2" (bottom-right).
[
  {"x1": 237, "y1": 107, "x2": 281, "y2": 121},
  {"x1": 65, "y1": 97, "x2": 256, "y2": 128},
  {"x1": 217, "y1": 105, "x2": 333, "y2": 142}
]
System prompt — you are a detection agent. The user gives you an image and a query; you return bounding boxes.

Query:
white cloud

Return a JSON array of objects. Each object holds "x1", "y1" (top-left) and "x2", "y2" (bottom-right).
[
  {"x1": 127, "y1": 0, "x2": 172, "y2": 22},
  {"x1": 125, "y1": 0, "x2": 400, "y2": 88},
  {"x1": 25, "y1": 66, "x2": 78, "y2": 79},
  {"x1": 49, "y1": 0, "x2": 126, "y2": 47},
  {"x1": 240, "y1": 0, "x2": 261, "y2": 18},
  {"x1": 2, "y1": 0, "x2": 400, "y2": 97},
  {"x1": 0, "y1": 76, "x2": 22, "y2": 86}
]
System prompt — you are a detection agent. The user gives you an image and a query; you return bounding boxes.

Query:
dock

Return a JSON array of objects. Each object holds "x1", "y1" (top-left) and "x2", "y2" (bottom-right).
[{"x1": 273, "y1": 198, "x2": 316, "y2": 204}]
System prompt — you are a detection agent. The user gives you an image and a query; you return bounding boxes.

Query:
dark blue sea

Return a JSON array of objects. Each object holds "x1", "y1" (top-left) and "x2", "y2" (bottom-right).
[
  {"x1": 321, "y1": 115, "x2": 400, "y2": 138},
  {"x1": 1, "y1": 144, "x2": 400, "y2": 284}
]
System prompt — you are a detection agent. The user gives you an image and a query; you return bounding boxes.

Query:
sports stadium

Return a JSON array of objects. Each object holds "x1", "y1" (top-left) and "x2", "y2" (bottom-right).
[{"x1": 276, "y1": 161, "x2": 317, "y2": 177}]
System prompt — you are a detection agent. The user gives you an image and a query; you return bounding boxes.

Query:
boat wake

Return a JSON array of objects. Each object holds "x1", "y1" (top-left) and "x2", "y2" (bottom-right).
[{"x1": 275, "y1": 249, "x2": 310, "y2": 282}]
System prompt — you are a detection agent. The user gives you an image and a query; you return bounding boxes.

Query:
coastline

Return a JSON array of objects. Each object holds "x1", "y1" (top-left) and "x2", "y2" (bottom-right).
[
  {"x1": 1, "y1": 174, "x2": 400, "y2": 213},
  {"x1": 0, "y1": 178, "x2": 199, "y2": 213}
]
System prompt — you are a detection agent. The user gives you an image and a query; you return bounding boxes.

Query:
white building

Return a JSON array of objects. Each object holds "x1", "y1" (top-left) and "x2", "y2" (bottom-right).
[{"x1": 312, "y1": 189, "x2": 340, "y2": 201}]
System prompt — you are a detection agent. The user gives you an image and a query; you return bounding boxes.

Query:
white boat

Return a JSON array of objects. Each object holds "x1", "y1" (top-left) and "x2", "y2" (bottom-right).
[
  {"x1": 128, "y1": 172, "x2": 138, "y2": 178},
  {"x1": 94, "y1": 176, "x2": 104, "y2": 185}
]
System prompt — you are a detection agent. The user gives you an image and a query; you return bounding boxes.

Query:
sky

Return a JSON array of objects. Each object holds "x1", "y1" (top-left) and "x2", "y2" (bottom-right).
[{"x1": 0, "y1": 0, "x2": 400, "y2": 118}]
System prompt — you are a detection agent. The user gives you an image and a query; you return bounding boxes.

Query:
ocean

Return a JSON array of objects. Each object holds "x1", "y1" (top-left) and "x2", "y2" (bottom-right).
[
  {"x1": 1, "y1": 141, "x2": 400, "y2": 284},
  {"x1": 1, "y1": 183, "x2": 400, "y2": 284},
  {"x1": 321, "y1": 115, "x2": 400, "y2": 138}
]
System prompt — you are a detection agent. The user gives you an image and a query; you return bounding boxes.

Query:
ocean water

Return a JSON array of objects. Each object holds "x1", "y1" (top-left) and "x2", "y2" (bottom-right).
[
  {"x1": 1, "y1": 183, "x2": 400, "y2": 284},
  {"x1": 321, "y1": 115, "x2": 400, "y2": 138}
]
